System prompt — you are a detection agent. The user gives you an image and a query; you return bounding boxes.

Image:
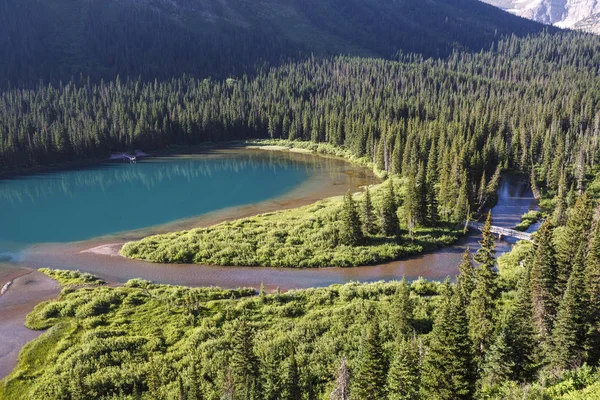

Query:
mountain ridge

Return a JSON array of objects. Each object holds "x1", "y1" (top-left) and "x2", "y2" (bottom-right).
[{"x1": 0, "y1": 0, "x2": 552, "y2": 87}]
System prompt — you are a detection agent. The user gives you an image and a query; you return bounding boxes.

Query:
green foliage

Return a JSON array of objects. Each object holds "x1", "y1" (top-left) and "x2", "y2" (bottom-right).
[
  {"x1": 351, "y1": 318, "x2": 387, "y2": 400},
  {"x1": 420, "y1": 282, "x2": 475, "y2": 400},
  {"x1": 0, "y1": 279, "x2": 438, "y2": 400},
  {"x1": 38, "y1": 268, "x2": 106, "y2": 287},
  {"x1": 340, "y1": 191, "x2": 364, "y2": 246},
  {"x1": 515, "y1": 210, "x2": 542, "y2": 232},
  {"x1": 121, "y1": 180, "x2": 461, "y2": 268},
  {"x1": 387, "y1": 338, "x2": 420, "y2": 400}
]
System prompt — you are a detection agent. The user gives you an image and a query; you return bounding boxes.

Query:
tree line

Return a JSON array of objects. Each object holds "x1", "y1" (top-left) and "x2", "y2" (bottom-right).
[{"x1": 4, "y1": 32, "x2": 600, "y2": 221}]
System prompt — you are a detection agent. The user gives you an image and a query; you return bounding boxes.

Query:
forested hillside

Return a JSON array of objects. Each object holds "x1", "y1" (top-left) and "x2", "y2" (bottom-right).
[{"x1": 0, "y1": 0, "x2": 550, "y2": 86}]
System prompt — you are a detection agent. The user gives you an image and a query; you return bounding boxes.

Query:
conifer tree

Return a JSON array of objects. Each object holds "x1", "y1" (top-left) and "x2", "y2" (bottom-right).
[
  {"x1": 415, "y1": 162, "x2": 427, "y2": 225},
  {"x1": 482, "y1": 269, "x2": 536, "y2": 385},
  {"x1": 457, "y1": 248, "x2": 475, "y2": 305},
  {"x1": 381, "y1": 180, "x2": 401, "y2": 239},
  {"x1": 341, "y1": 191, "x2": 364, "y2": 246},
  {"x1": 331, "y1": 358, "x2": 350, "y2": 400},
  {"x1": 550, "y1": 264, "x2": 587, "y2": 371},
  {"x1": 584, "y1": 220, "x2": 600, "y2": 364},
  {"x1": 361, "y1": 186, "x2": 377, "y2": 235},
  {"x1": 404, "y1": 176, "x2": 419, "y2": 239},
  {"x1": 530, "y1": 220, "x2": 558, "y2": 342},
  {"x1": 387, "y1": 338, "x2": 420, "y2": 400},
  {"x1": 468, "y1": 213, "x2": 498, "y2": 369},
  {"x1": 421, "y1": 282, "x2": 475, "y2": 400},
  {"x1": 391, "y1": 278, "x2": 413, "y2": 338},
  {"x1": 230, "y1": 319, "x2": 261, "y2": 400},
  {"x1": 555, "y1": 193, "x2": 594, "y2": 298},
  {"x1": 281, "y1": 347, "x2": 301, "y2": 400},
  {"x1": 474, "y1": 212, "x2": 496, "y2": 271},
  {"x1": 425, "y1": 141, "x2": 439, "y2": 226},
  {"x1": 352, "y1": 318, "x2": 387, "y2": 400}
]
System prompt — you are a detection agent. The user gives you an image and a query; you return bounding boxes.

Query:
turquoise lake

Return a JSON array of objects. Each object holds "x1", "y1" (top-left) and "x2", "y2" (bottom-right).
[{"x1": 0, "y1": 150, "x2": 315, "y2": 253}]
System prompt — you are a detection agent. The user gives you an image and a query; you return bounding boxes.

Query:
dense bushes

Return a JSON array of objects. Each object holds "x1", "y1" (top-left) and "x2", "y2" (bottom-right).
[{"x1": 121, "y1": 178, "x2": 462, "y2": 267}]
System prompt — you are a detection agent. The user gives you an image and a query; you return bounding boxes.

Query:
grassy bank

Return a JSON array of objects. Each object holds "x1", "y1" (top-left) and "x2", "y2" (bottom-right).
[
  {"x1": 514, "y1": 210, "x2": 543, "y2": 232},
  {"x1": 121, "y1": 176, "x2": 462, "y2": 268}
]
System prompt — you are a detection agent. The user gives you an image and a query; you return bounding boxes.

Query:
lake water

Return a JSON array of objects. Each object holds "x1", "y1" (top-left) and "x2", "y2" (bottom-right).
[{"x1": 0, "y1": 150, "x2": 322, "y2": 255}]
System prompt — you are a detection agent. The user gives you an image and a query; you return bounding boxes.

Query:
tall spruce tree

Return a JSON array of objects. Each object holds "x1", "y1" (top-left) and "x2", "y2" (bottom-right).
[
  {"x1": 555, "y1": 193, "x2": 594, "y2": 298},
  {"x1": 550, "y1": 264, "x2": 587, "y2": 371},
  {"x1": 404, "y1": 176, "x2": 419, "y2": 239},
  {"x1": 469, "y1": 212, "x2": 498, "y2": 367},
  {"x1": 230, "y1": 319, "x2": 261, "y2": 400},
  {"x1": 457, "y1": 248, "x2": 476, "y2": 305},
  {"x1": 584, "y1": 220, "x2": 600, "y2": 364},
  {"x1": 381, "y1": 180, "x2": 401, "y2": 239},
  {"x1": 530, "y1": 220, "x2": 558, "y2": 343},
  {"x1": 421, "y1": 281, "x2": 475, "y2": 400},
  {"x1": 425, "y1": 141, "x2": 439, "y2": 226},
  {"x1": 482, "y1": 269, "x2": 536, "y2": 386},
  {"x1": 341, "y1": 191, "x2": 364, "y2": 246},
  {"x1": 351, "y1": 318, "x2": 387, "y2": 400},
  {"x1": 391, "y1": 278, "x2": 414, "y2": 338},
  {"x1": 387, "y1": 338, "x2": 420, "y2": 400},
  {"x1": 361, "y1": 186, "x2": 377, "y2": 235},
  {"x1": 281, "y1": 347, "x2": 301, "y2": 400}
]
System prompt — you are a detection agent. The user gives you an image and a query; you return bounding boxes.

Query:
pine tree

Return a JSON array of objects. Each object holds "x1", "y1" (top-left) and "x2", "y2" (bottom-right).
[
  {"x1": 555, "y1": 193, "x2": 594, "y2": 298},
  {"x1": 331, "y1": 358, "x2": 351, "y2": 400},
  {"x1": 230, "y1": 319, "x2": 261, "y2": 400},
  {"x1": 404, "y1": 176, "x2": 419, "y2": 239},
  {"x1": 457, "y1": 248, "x2": 476, "y2": 305},
  {"x1": 415, "y1": 162, "x2": 427, "y2": 225},
  {"x1": 584, "y1": 220, "x2": 600, "y2": 364},
  {"x1": 391, "y1": 278, "x2": 413, "y2": 338},
  {"x1": 281, "y1": 347, "x2": 301, "y2": 400},
  {"x1": 352, "y1": 318, "x2": 387, "y2": 400},
  {"x1": 530, "y1": 220, "x2": 558, "y2": 342},
  {"x1": 387, "y1": 338, "x2": 420, "y2": 400},
  {"x1": 550, "y1": 264, "x2": 587, "y2": 371},
  {"x1": 421, "y1": 282, "x2": 475, "y2": 400},
  {"x1": 187, "y1": 362, "x2": 204, "y2": 400},
  {"x1": 341, "y1": 191, "x2": 364, "y2": 246},
  {"x1": 425, "y1": 140, "x2": 439, "y2": 226},
  {"x1": 482, "y1": 269, "x2": 536, "y2": 385},
  {"x1": 361, "y1": 186, "x2": 377, "y2": 235},
  {"x1": 474, "y1": 212, "x2": 496, "y2": 271},
  {"x1": 381, "y1": 180, "x2": 401, "y2": 239},
  {"x1": 468, "y1": 213, "x2": 497, "y2": 367}
]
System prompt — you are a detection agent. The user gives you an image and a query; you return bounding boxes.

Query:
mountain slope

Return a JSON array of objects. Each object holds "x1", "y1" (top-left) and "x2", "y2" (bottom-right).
[
  {"x1": 483, "y1": 0, "x2": 600, "y2": 33},
  {"x1": 0, "y1": 0, "x2": 552, "y2": 87}
]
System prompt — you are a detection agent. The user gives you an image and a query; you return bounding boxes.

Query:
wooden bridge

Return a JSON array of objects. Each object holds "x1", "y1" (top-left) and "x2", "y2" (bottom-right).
[{"x1": 467, "y1": 221, "x2": 532, "y2": 242}]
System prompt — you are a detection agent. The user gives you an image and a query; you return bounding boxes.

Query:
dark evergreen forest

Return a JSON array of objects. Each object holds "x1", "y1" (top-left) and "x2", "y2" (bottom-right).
[{"x1": 2, "y1": 32, "x2": 600, "y2": 219}]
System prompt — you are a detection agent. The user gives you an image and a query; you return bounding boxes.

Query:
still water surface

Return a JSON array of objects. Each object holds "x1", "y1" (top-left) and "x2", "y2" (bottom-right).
[{"x1": 0, "y1": 150, "x2": 318, "y2": 254}]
